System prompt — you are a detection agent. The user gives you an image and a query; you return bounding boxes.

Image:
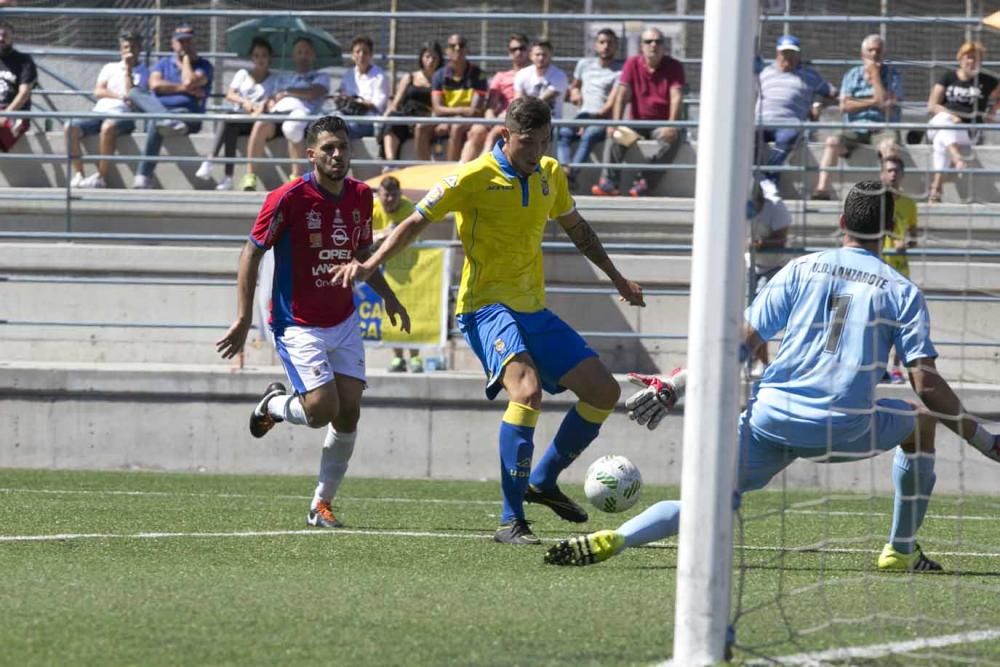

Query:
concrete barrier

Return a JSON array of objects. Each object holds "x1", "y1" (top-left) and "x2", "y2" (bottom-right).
[{"x1": 1, "y1": 361, "x2": 997, "y2": 496}]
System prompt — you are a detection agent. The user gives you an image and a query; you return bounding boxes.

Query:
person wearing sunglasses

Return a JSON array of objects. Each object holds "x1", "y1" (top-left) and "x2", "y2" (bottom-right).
[
  {"x1": 464, "y1": 32, "x2": 531, "y2": 161},
  {"x1": 591, "y1": 28, "x2": 686, "y2": 198},
  {"x1": 430, "y1": 33, "x2": 488, "y2": 162}
]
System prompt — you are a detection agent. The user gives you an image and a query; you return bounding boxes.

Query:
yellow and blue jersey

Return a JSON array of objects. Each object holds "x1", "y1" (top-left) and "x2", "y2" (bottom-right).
[
  {"x1": 415, "y1": 140, "x2": 575, "y2": 314},
  {"x1": 881, "y1": 193, "x2": 917, "y2": 276},
  {"x1": 372, "y1": 195, "x2": 416, "y2": 233}
]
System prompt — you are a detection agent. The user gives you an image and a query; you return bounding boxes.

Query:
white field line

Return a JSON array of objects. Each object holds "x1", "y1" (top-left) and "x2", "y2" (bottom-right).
[
  {"x1": 744, "y1": 627, "x2": 1000, "y2": 665},
  {"x1": 0, "y1": 527, "x2": 494, "y2": 543},
  {"x1": 0, "y1": 487, "x2": 996, "y2": 521}
]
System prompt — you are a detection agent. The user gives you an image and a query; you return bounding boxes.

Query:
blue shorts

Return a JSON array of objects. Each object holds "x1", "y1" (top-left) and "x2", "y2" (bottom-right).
[
  {"x1": 456, "y1": 304, "x2": 598, "y2": 400},
  {"x1": 738, "y1": 397, "x2": 916, "y2": 494},
  {"x1": 70, "y1": 117, "x2": 137, "y2": 137}
]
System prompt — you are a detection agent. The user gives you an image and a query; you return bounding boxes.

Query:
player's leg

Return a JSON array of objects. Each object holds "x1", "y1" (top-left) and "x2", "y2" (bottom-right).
[{"x1": 309, "y1": 373, "x2": 364, "y2": 528}]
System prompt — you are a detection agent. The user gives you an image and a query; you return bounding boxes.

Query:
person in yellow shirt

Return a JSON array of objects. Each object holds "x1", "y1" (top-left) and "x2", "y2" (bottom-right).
[
  {"x1": 372, "y1": 176, "x2": 423, "y2": 373},
  {"x1": 881, "y1": 154, "x2": 919, "y2": 383},
  {"x1": 333, "y1": 97, "x2": 645, "y2": 545}
]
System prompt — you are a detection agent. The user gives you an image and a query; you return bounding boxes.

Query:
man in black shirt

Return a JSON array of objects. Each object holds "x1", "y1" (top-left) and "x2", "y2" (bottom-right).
[{"x1": 0, "y1": 20, "x2": 37, "y2": 151}]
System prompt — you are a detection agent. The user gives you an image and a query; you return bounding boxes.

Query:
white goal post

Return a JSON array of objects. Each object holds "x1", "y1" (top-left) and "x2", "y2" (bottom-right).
[{"x1": 672, "y1": 0, "x2": 759, "y2": 663}]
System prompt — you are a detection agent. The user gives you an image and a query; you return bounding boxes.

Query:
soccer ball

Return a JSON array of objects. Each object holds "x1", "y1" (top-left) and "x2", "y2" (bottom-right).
[{"x1": 584, "y1": 455, "x2": 642, "y2": 513}]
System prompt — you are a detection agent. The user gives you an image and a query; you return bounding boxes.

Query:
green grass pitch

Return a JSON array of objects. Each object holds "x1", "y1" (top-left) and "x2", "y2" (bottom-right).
[{"x1": 1, "y1": 469, "x2": 998, "y2": 666}]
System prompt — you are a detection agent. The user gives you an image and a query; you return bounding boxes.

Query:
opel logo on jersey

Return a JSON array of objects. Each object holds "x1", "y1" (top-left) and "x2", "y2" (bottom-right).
[{"x1": 331, "y1": 228, "x2": 350, "y2": 246}]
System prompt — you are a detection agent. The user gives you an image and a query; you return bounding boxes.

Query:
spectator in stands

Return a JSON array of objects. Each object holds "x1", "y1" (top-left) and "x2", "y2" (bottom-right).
[
  {"x1": 130, "y1": 23, "x2": 214, "y2": 189},
  {"x1": 464, "y1": 32, "x2": 530, "y2": 162},
  {"x1": 880, "y1": 154, "x2": 919, "y2": 382},
  {"x1": 431, "y1": 32, "x2": 487, "y2": 162},
  {"x1": 336, "y1": 35, "x2": 389, "y2": 139},
  {"x1": 557, "y1": 28, "x2": 622, "y2": 189},
  {"x1": 372, "y1": 176, "x2": 423, "y2": 373},
  {"x1": 755, "y1": 35, "x2": 837, "y2": 186},
  {"x1": 926, "y1": 40, "x2": 1000, "y2": 203},
  {"x1": 194, "y1": 37, "x2": 280, "y2": 191},
  {"x1": 591, "y1": 27, "x2": 685, "y2": 198},
  {"x1": 747, "y1": 178, "x2": 791, "y2": 370},
  {"x1": 813, "y1": 35, "x2": 902, "y2": 200},
  {"x1": 65, "y1": 30, "x2": 148, "y2": 188},
  {"x1": 0, "y1": 19, "x2": 37, "y2": 153},
  {"x1": 381, "y1": 41, "x2": 442, "y2": 167},
  {"x1": 241, "y1": 37, "x2": 330, "y2": 191},
  {"x1": 513, "y1": 39, "x2": 569, "y2": 128}
]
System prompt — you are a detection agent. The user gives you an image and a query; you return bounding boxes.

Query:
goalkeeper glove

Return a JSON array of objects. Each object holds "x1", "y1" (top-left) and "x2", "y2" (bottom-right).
[{"x1": 624, "y1": 368, "x2": 687, "y2": 431}]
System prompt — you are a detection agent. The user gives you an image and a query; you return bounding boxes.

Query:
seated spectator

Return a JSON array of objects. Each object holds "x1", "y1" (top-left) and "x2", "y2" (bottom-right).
[
  {"x1": 813, "y1": 35, "x2": 901, "y2": 199},
  {"x1": 513, "y1": 39, "x2": 569, "y2": 126},
  {"x1": 241, "y1": 37, "x2": 330, "y2": 190},
  {"x1": 926, "y1": 40, "x2": 999, "y2": 203},
  {"x1": 0, "y1": 19, "x2": 37, "y2": 153},
  {"x1": 380, "y1": 41, "x2": 442, "y2": 167},
  {"x1": 465, "y1": 32, "x2": 529, "y2": 162},
  {"x1": 372, "y1": 176, "x2": 423, "y2": 372},
  {"x1": 128, "y1": 23, "x2": 213, "y2": 189},
  {"x1": 194, "y1": 37, "x2": 280, "y2": 191},
  {"x1": 592, "y1": 28, "x2": 685, "y2": 197},
  {"x1": 754, "y1": 35, "x2": 837, "y2": 186},
  {"x1": 65, "y1": 30, "x2": 148, "y2": 188},
  {"x1": 557, "y1": 28, "x2": 622, "y2": 189},
  {"x1": 336, "y1": 35, "x2": 389, "y2": 139},
  {"x1": 747, "y1": 178, "x2": 790, "y2": 369},
  {"x1": 431, "y1": 33, "x2": 487, "y2": 162}
]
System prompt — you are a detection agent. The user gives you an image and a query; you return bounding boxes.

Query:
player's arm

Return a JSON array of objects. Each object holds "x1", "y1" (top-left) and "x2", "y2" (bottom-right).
[
  {"x1": 216, "y1": 240, "x2": 266, "y2": 359},
  {"x1": 908, "y1": 358, "x2": 999, "y2": 459},
  {"x1": 557, "y1": 209, "x2": 644, "y2": 306},
  {"x1": 353, "y1": 245, "x2": 411, "y2": 334},
  {"x1": 332, "y1": 209, "x2": 432, "y2": 287}
]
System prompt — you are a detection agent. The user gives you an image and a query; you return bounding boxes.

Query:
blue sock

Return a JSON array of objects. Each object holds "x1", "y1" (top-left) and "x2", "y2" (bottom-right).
[
  {"x1": 529, "y1": 402, "x2": 610, "y2": 490},
  {"x1": 889, "y1": 448, "x2": 936, "y2": 554},
  {"x1": 499, "y1": 402, "x2": 540, "y2": 523},
  {"x1": 618, "y1": 500, "x2": 682, "y2": 548}
]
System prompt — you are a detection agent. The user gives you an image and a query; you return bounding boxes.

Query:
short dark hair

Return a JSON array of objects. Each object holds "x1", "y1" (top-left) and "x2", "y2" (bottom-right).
[
  {"x1": 596, "y1": 28, "x2": 618, "y2": 42},
  {"x1": 418, "y1": 41, "x2": 443, "y2": 69},
  {"x1": 380, "y1": 176, "x2": 401, "y2": 192},
  {"x1": 531, "y1": 39, "x2": 553, "y2": 52},
  {"x1": 351, "y1": 35, "x2": 374, "y2": 52},
  {"x1": 843, "y1": 180, "x2": 894, "y2": 239},
  {"x1": 306, "y1": 115, "x2": 349, "y2": 146},
  {"x1": 292, "y1": 36, "x2": 315, "y2": 50},
  {"x1": 509, "y1": 32, "x2": 529, "y2": 46},
  {"x1": 505, "y1": 96, "x2": 551, "y2": 133},
  {"x1": 881, "y1": 154, "x2": 904, "y2": 171},
  {"x1": 0, "y1": 20, "x2": 14, "y2": 33},
  {"x1": 248, "y1": 36, "x2": 272, "y2": 56},
  {"x1": 118, "y1": 29, "x2": 142, "y2": 45}
]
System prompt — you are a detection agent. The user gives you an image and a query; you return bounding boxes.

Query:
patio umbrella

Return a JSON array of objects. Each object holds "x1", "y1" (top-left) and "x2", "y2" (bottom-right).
[
  {"x1": 365, "y1": 163, "x2": 459, "y2": 201},
  {"x1": 226, "y1": 16, "x2": 342, "y2": 70}
]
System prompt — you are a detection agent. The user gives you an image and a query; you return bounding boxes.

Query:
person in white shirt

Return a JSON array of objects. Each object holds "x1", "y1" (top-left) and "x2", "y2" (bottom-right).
[
  {"x1": 513, "y1": 40, "x2": 569, "y2": 124},
  {"x1": 195, "y1": 37, "x2": 281, "y2": 190},
  {"x1": 65, "y1": 30, "x2": 149, "y2": 189},
  {"x1": 747, "y1": 179, "x2": 791, "y2": 368},
  {"x1": 336, "y1": 35, "x2": 389, "y2": 138}
]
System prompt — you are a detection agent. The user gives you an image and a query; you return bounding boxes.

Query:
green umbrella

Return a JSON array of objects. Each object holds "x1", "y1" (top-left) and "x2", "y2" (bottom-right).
[{"x1": 226, "y1": 16, "x2": 342, "y2": 70}]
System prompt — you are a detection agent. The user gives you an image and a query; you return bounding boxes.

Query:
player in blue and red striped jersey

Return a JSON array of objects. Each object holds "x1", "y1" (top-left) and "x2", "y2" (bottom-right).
[{"x1": 217, "y1": 115, "x2": 410, "y2": 529}]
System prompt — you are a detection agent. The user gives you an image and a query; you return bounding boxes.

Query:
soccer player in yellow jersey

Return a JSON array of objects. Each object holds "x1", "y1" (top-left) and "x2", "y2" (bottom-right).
[
  {"x1": 372, "y1": 176, "x2": 424, "y2": 373},
  {"x1": 334, "y1": 97, "x2": 645, "y2": 544},
  {"x1": 880, "y1": 155, "x2": 919, "y2": 383}
]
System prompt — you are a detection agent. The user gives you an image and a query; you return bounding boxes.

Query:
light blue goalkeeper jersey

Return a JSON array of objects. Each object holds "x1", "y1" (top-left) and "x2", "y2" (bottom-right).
[{"x1": 746, "y1": 246, "x2": 937, "y2": 448}]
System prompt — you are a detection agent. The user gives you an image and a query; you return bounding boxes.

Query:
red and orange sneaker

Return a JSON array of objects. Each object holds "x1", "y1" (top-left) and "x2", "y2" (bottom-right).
[
  {"x1": 307, "y1": 500, "x2": 344, "y2": 528},
  {"x1": 590, "y1": 178, "x2": 619, "y2": 197}
]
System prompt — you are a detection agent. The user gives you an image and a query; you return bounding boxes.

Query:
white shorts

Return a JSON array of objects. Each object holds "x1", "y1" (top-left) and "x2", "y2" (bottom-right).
[{"x1": 274, "y1": 312, "x2": 366, "y2": 394}]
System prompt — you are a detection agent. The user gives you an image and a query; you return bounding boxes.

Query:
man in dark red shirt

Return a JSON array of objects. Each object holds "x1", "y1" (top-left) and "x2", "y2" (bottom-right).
[
  {"x1": 592, "y1": 28, "x2": 686, "y2": 197},
  {"x1": 217, "y1": 115, "x2": 410, "y2": 529}
]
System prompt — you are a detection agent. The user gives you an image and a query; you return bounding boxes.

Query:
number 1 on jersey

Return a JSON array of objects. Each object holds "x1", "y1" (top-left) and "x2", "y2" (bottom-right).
[{"x1": 825, "y1": 294, "x2": 852, "y2": 354}]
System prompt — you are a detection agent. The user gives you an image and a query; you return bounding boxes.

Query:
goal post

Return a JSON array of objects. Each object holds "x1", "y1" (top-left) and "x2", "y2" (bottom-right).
[{"x1": 672, "y1": 0, "x2": 759, "y2": 663}]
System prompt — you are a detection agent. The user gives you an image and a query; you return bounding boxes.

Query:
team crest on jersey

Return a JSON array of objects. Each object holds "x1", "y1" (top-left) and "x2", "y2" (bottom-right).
[
  {"x1": 494, "y1": 338, "x2": 506, "y2": 353},
  {"x1": 541, "y1": 175, "x2": 549, "y2": 196},
  {"x1": 309, "y1": 232, "x2": 323, "y2": 248},
  {"x1": 333, "y1": 208, "x2": 345, "y2": 226},
  {"x1": 443, "y1": 175, "x2": 458, "y2": 188},
  {"x1": 306, "y1": 208, "x2": 323, "y2": 230},
  {"x1": 352, "y1": 209, "x2": 361, "y2": 224},
  {"x1": 331, "y1": 228, "x2": 350, "y2": 246}
]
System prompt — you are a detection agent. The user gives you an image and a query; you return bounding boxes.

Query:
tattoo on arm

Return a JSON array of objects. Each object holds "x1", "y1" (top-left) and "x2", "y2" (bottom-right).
[{"x1": 564, "y1": 219, "x2": 611, "y2": 268}]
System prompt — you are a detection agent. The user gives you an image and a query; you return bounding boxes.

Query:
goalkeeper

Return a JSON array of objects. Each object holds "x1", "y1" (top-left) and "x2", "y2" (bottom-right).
[{"x1": 546, "y1": 181, "x2": 1000, "y2": 571}]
